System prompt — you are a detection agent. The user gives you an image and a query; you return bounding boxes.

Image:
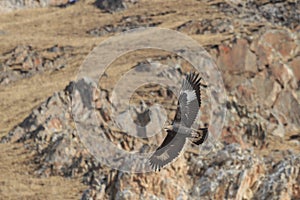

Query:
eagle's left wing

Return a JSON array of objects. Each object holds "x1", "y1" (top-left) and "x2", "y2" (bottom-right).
[{"x1": 149, "y1": 129, "x2": 187, "y2": 171}]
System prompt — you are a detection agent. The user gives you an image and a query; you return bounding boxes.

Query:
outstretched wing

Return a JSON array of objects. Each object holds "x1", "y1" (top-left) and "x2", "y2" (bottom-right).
[
  {"x1": 174, "y1": 72, "x2": 205, "y2": 127},
  {"x1": 149, "y1": 129, "x2": 187, "y2": 171}
]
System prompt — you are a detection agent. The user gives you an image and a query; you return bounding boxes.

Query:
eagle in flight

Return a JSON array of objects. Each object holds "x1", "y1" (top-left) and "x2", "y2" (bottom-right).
[{"x1": 149, "y1": 72, "x2": 208, "y2": 171}]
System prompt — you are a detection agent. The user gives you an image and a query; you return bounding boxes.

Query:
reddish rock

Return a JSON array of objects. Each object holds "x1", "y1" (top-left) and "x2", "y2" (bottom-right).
[
  {"x1": 235, "y1": 83, "x2": 256, "y2": 106},
  {"x1": 116, "y1": 168, "x2": 190, "y2": 200},
  {"x1": 236, "y1": 164, "x2": 265, "y2": 200},
  {"x1": 289, "y1": 56, "x2": 300, "y2": 82},
  {"x1": 222, "y1": 72, "x2": 247, "y2": 92},
  {"x1": 264, "y1": 30, "x2": 297, "y2": 61},
  {"x1": 253, "y1": 30, "x2": 297, "y2": 67},
  {"x1": 273, "y1": 90, "x2": 300, "y2": 128},
  {"x1": 270, "y1": 62, "x2": 295, "y2": 88},
  {"x1": 252, "y1": 70, "x2": 281, "y2": 108},
  {"x1": 47, "y1": 118, "x2": 63, "y2": 133},
  {"x1": 217, "y1": 39, "x2": 257, "y2": 74},
  {"x1": 221, "y1": 127, "x2": 248, "y2": 149}
]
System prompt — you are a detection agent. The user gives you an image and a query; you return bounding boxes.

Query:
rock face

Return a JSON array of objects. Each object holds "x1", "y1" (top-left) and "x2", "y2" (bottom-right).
[
  {"x1": 189, "y1": 144, "x2": 300, "y2": 200},
  {"x1": 87, "y1": 15, "x2": 162, "y2": 37},
  {"x1": 2, "y1": 52, "x2": 300, "y2": 199},
  {"x1": 0, "y1": 0, "x2": 71, "y2": 12},
  {"x1": 0, "y1": 45, "x2": 73, "y2": 85},
  {"x1": 254, "y1": 155, "x2": 300, "y2": 200},
  {"x1": 1, "y1": 82, "x2": 93, "y2": 177},
  {"x1": 94, "y1": 0, "x2": 126, "y2": 12},
  {"x1": 215, "y1": 27, "x2": 300, "y2": 148},
  {"x1": 0, "y1": 0, "x2": 136, "y2": 12},
  {"x1": 94, "y1": 0, "x2": 138, "y2": 12},
  {"x1": 1, "y1": 0, "x2": 300, "y2": 199},
  {"x1": 210, "y1": 0, "x2": 300, "y2": 30}
]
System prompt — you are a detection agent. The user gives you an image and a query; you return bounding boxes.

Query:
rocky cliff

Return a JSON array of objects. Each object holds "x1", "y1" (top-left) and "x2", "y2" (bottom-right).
[{"x1": 0, "y1": 0, "x2": 299, "y2": 199}]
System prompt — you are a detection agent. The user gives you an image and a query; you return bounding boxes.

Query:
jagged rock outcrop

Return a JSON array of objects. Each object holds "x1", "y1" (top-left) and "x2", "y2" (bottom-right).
[
  {"x1": 87, "y1": 15, "x2": 162, "y2": 37},
  {"x1": 209, "y1": 0, "x2": 300, "y2": 30},
  {"x1": 2, "y1": 65, "x2": 299, "y2": 199},
  {"x1": 1, "y1": 0, "x2": 300, "y2": 199},
  {"x1": 0, "y1": 0, "x2": 72, "y2": 12},
  {"x1": 215, "y1": 28, "x2": 300, "y2": 148},
  {"x1": 95, "y1": 0, "x2": 138, "y2": 12},
  {"x1": 0, "y1": 45, "x2": 73, "y2": 85}
]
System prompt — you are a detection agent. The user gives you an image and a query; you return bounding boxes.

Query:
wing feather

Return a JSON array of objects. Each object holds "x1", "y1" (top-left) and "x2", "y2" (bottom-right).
[
  {"x1": 174, "y1": 72, "x2": 204, "y2": 127},
  {"x1": 149, "y1": 129, "x2": 187, "y2": 171}
]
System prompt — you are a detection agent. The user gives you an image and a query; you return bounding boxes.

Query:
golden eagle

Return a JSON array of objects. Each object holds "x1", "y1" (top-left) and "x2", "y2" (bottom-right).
[{"x1": 149, "y1": 72, "x2": 208, "y2": 171}]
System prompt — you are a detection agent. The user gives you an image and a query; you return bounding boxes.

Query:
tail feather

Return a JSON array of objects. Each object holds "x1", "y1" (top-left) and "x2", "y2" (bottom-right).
[{"x1": 191, "y1": 128, "x2": 208, "y2": 145}]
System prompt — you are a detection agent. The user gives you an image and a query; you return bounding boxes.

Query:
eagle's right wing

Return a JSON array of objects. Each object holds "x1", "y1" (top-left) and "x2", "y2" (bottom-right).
[{"x1": 149, "y1": 129, "x2": 187, "y2": 171}]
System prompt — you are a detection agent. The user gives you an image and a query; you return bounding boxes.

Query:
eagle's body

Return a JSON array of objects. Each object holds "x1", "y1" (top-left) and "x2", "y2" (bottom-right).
[
  {"x1": 171, "y1": 124, "x2": 193, "y2": 135},
  {"x1": 149, "y1": 72, "x2": 208, "y2": 171}
]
